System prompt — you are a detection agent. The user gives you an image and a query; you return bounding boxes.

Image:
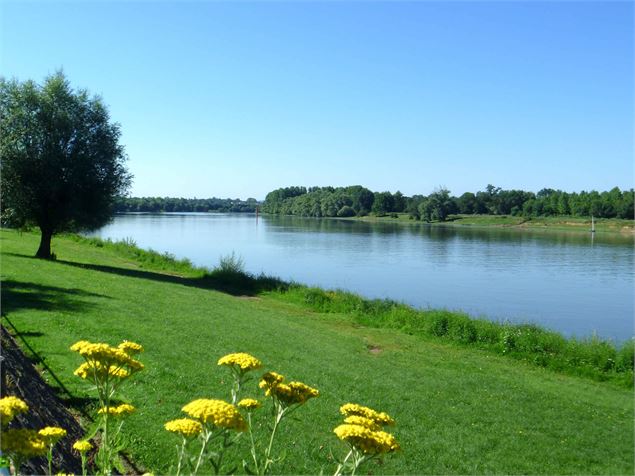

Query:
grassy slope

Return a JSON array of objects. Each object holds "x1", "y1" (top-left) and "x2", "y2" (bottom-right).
[
  {"x1": 1, "y1": 229, "x2": 633, "y2": 475},
  {"x1": 339, "y1": 213, "x2": 635, "y2": 233}
]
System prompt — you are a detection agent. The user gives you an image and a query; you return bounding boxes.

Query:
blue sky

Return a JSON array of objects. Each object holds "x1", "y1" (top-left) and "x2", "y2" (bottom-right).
[{"x1": 2, "y1": 1, "x2": 633, "y2": 200}]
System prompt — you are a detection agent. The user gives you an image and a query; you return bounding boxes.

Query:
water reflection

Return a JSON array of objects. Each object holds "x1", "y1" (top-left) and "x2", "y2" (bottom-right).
[{"x1": 92, "y1": 213, "x2": 634, "y2": 342}]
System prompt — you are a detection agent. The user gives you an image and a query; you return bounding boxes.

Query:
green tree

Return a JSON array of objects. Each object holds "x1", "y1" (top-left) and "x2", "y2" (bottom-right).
[
  {"x1": 419, "y1": 188, "x2": 454, "y2": 222},
  {"x1": 371, "y1": 191, "x2": 394, "y2": 215},
  {"x1": 0, "y1": 72, "x2": 132, "y2": 258}
]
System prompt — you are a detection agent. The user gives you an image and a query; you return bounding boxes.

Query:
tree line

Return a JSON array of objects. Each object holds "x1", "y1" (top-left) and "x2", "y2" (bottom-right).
[
  {"x1": 262, "y1": 185, "x2": 634, "y2": 221},
  {"x1": 114, "y1": 197, "x2": 259, "y2": 213}
]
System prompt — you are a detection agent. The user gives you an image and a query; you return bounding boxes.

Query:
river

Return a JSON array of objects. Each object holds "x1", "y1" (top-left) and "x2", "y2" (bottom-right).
[{"x1": 89, "y1": 213, "x2": 634, "y2": 342}]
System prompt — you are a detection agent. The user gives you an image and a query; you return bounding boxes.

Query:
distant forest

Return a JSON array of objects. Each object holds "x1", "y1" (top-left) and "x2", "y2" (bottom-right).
[
  {"x1": 262, "y1": 185, "x2": 635, "y2": 221},
  {"x1": 115, "y1": 196, "x2": 258, "y2": 213}
]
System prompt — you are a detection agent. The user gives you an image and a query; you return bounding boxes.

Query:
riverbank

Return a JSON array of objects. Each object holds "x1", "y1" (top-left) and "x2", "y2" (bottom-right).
[
  {"x1": 332, "y1": 213, "x2": 635, "y2": 234},
  {"x1": 1, "y1": 229, "x2": 633, "y2": 474}
]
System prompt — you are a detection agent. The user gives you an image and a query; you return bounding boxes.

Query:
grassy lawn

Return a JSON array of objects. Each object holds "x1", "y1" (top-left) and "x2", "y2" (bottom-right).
[{"x1": 1, "y1": 229, "x2": 633, "y2": 474}]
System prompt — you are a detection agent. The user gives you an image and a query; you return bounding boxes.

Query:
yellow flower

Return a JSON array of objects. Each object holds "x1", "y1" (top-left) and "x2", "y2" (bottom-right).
[
  {"x1": 340, "y1": 403, "x2": 395, "y2": 426},
  {"x1": 164, "y1": 418, "x2": 203, "y2": 438},
  {"x1": 288, "y1": 381, "x2": 319, "y2": 402},
  {"x1": 333, "y1": 424, "x2": 399, "y2": 454},
  {"x1": 70, "y1": 340, "x2": 143, "y2": 370},
  {"x1": 371, "y1": 430, "x2": 400, "y2": 452},
  {"x1": 98, "y1": 404, "x2": 135, "y2": 417},
  {"x1": 69, "y1": 340, "x2": 91, "y2": 352},
  {"x1": 181, "y1": 399, "x2": 247, "y2": 432},
  {"x1": 343, "y1": 415, "x2": 381, "y2": 431},
  {"x1": 72, "y1": 440, "x2": 93, "y2": 453},
  {"x1": 1, "y1": 428, "x2": 48, "y2": 457},
  {"x1": 237, "y1": 398, "x2": 261, "y2": 410},
  {"x1": 0, "y1": 396, "x2": 29, "y2": 426},
  {"x1": 259, "y1": 374, "x2": 319, "y2": 406},
  {"x1": 38, "y1": 426, "x2": 67, "y2": 444},
  {"x1": 118, "y1": 340, "x2": 144, "y2": 355},
  {"x1": 258, "y1": 371, "x2": 284, "y2": 390},
  {"x1": 217, "y1": 353, "x2": 262, "y2": 372},
  {"x1": 73, "y1": 362, "x2": 131, "y2": 380}
]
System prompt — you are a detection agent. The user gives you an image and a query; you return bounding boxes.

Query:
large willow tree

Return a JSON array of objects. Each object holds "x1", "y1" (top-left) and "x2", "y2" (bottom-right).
[{"x1": 0, "y1": 72, "x2": 131, "y2": 258}]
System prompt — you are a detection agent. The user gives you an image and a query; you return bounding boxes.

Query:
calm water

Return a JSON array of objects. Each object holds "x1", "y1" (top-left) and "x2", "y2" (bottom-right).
[{"x1": 90, "y1": 213, "x2": 634, "y2": 342}]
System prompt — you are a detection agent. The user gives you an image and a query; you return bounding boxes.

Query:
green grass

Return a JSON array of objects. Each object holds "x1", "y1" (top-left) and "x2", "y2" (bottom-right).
[
  {"x1": 1, "y1": 229, "x2": 634, "y2": 474},
  {"x1": 274, "y1": 287, "x2": 634, "y2": 387}
]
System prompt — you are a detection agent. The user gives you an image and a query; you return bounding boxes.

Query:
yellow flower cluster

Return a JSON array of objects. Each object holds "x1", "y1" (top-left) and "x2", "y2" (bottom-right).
[
  {"x1": 259, "y1": 371, "x2": 284, "y2": 387},
  {"x1": 259, "y1": 372, "x2": 319, "y2": 406},
  {"x1": 73, "y1": 440, "x2": 93, "y2": 453},
  {"x1": 0, "y1": 428, "x2": 47, "y2": 457},
  {"x1": 217, "y1": 353, "x2": 262, "y2": 372},
  {"x1": 38, "y1": 426, "x2": 67, "y2": 444},
  {"x1": 340, "y1": 403, "x2": 395, "y2": 426},
  {"x1": 343, "y1": 415, "x2": 381, "y2": 431},
  {"x1": 333, "y1": 424, "x2": 399, "y2": 454},
  {"x1": 334, "y1": 403, "x2": 399, "y2": 455},
  {"x1": 164, "y1": 418, "x2": 203, "y2": 439},
  {"x1": 97, "y1": 404, "x2": 135, "y2": 417},
  {"x1": 118, "y1": 340, "x2": 144, "y2": 355},
  {"x1": 237, "y1": 398, "x2": 261, "y2": 410},
  {"x1": 0, "y1": 396, "x2": 29, "y2": 426},
  {"x1": 70, "y1": 340, "x2": 144, "y2": 378},
  {"x1": 182, "y1": 399, "x2": 247, "y2": 432},
  {"x1": 74, "y1": 361, "x2": 130, "y2": 380}
]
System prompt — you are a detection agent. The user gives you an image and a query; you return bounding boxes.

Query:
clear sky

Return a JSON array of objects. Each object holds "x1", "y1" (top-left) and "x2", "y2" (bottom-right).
[{"x1": 2, "y1": 1, "x2": 633, "y2": 200}]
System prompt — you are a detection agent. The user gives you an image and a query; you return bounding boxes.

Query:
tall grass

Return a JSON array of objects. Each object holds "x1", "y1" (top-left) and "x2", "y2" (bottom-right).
[
  {"x1": 68, "y1": 235, "x2": 203, "y2": 276},
  {"x1": 71, "y1": 234, "x2": 634, "y2": 387}
]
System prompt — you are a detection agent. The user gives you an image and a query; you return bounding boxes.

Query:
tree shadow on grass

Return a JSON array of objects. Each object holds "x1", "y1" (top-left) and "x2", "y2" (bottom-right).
[
  {"x1": 13, "y1": 330, "x2": 45, "y2": 337},
  {"x1": 50, "y1": 259, "x2": 289, "y2": 297},
  {"x1": 3, "y1": 250, "x2": 288, "y2": 296},
  {"x1": 1, "y1": 280, "x2": 107, "y2": 316}
]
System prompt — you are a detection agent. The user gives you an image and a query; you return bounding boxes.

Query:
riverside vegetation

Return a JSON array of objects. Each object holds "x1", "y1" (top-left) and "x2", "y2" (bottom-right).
[
  {"x1": 1, "y1": 229, "x2": 633, "y2": 474},
  {"x1": 261, "y1": 185, "x2": 635, "y2": 221}
]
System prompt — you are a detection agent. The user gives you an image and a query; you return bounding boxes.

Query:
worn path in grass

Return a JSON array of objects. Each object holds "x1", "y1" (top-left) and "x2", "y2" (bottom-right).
[{"x1": 1, "y1": 229, "x2": 633, "y2": 474}]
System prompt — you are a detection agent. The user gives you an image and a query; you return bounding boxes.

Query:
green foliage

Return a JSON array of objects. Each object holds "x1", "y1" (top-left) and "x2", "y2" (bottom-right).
[
  {"x1": 0, "y1": 72, "x2": 131, "y2": 258},
  {"x1": 261, "y1": 184, "x2": 634, "y2": 222},
  {"x1": 115, "y1": 197, "x2": 259, "y2": 213},
  {"x1": 262, "y1": 186, "x2": 376, "y2": 218},
  {"x1": 417, "y1": 188, "x2": 456, "y2": 222},
  {"x1": 336, "y1": 206, "x2": 356, "y2": 218},
  {"x1": 217, "y1": 252, "x2": 245, "y2": 274}
]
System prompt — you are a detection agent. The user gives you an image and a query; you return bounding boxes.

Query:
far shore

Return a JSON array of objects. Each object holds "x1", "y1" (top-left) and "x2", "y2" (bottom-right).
[
  {"x1": 113, "y1": 210, "x2": 635, "y2": 235},
  {"x1": 327, "y1": 213, "x2": 635, "y2": 234}
]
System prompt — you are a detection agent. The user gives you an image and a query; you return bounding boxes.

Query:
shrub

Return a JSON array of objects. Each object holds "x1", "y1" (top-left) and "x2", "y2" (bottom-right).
[
  {"x1": 217, "y1": 252, "x2": 245, "y2": 274},
  {"x1": 337, "y1": 206, "x2": 356, "y2": 217}
]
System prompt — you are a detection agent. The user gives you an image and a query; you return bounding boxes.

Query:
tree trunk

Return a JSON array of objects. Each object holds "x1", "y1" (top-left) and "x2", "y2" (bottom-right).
[{"x1": 35, "y1": 227, "x2": 53, "y2": 259}]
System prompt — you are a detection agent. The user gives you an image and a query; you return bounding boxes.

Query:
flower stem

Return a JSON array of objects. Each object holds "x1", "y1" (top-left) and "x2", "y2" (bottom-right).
[
  {"x1": 47, "y1": 444, "x2": 53, "y2": 475},
  {"x1": 247, "y1": 413, "x2": 260, "y2": 474},
  {"x1": 81, "y1": 454, "x2": 87, "y2": 476},
  {"x1": 175, "y1": 437, "x2": 187, "y2": 476},
  {"x1": 261, "y1": 406, "x2": 285, "y2": 475},
  {"x1": 193, "y1": 429, "x2": 211, "y2": 475},
  {"x1": 333, "y1": 449, "x2": 353, "y2": 476}
]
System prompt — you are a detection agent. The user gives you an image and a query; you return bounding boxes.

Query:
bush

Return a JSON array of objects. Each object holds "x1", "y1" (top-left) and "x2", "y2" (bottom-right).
[
  {"x1": 217, "y1": 252, "x2": 245, "y2": 274},
  {"x1": 337, "y1": 206, "x2": 356, "y2": 217}
]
